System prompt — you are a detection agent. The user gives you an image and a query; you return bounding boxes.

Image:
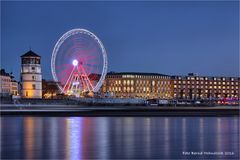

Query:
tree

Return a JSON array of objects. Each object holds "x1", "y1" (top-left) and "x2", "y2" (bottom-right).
[{"x1": 42, "y1": 79, "x2": 60, "y2": 99}]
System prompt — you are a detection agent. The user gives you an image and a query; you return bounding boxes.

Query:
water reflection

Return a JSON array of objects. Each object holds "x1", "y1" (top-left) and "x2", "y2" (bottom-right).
[
  {"x1": 1, "y1": 116, "x2": 239, "y2": 159},
  {"x1": 65, "y1": 117, "x2": 82, "y2": 160},
  {"x1": 163, "y1": 118, "x2": 170, "y2": 158}
]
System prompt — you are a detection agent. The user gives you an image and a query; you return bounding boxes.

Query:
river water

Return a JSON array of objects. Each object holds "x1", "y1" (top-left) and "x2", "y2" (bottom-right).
[{"x1": 1, "y1": 116, "x2": 239, "y2": 159}]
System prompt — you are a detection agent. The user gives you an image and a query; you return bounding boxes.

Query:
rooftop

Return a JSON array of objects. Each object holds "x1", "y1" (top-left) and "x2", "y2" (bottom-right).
[
  {"x1": 21, "y1": 50, "x2": 41, "y2": 58},
  {"x1": 0, "y1": 69, "x2": 16, "y2": 81},
  {"x1": 107, "y1": 72, "x2": 169, "y2": 76},
  {"x1": 0, "y1": 69, "x2": 10, "y2": 76}
]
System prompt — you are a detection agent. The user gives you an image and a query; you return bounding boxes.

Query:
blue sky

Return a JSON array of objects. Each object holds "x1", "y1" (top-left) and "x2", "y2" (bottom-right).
[{"x1": 1, "y1": 1, "x2": 239, "y2": 80}]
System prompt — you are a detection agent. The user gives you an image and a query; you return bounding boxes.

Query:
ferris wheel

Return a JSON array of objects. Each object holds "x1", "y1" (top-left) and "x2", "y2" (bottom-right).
[{"x1": 51, "y1": 28, "x2": 108, "y2": 96}]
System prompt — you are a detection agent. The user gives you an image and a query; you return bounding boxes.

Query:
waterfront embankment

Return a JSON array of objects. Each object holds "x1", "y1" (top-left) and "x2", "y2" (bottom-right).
[{"x1": 0, "y1": 104, "x2": 239, "y2": 116}]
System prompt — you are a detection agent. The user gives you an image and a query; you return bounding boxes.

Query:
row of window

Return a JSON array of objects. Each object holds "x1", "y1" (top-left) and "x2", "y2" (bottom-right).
[
  {"x1": 108, "y1": 75, "x2": 170, "y2": 79},
  {"x1": 174, "y1": 85, "x2": 238, "y2": 89},
  {"x1": 108, "y1": 80, "x2": 171, "y2": 85},
  {"x1": 173, "y1": 94, "x2": 238, "y2": 98},
  {"x1": 0, "y1": 78, "x2": 11, "y2": 82},
  {"x1": 177, "y1": 76, "x2": 237, "y2": 81},
  {"x1": 174, "y1": 81, "x2": 238, "y2": 85},
  {"x1": 21, "y1": 66, "x2": 41, "y2": 73},
  {"x1": 0, "y1": 89, "x2": 10, "y2": 93},
  {"x1": 22, "y1": 58, "x2": 40, "y2": 64},
  {"x1": 174, "y1": 90, "x2": 237, "y2": 94},
  {"x1": 108, "y1": 86, "x2": 171, "y2": 92}
]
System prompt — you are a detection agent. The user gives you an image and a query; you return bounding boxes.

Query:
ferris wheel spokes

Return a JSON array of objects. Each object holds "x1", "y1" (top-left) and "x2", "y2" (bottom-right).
[{"x1": 62, "y1": 59, "x2": 95, "y2": 96}]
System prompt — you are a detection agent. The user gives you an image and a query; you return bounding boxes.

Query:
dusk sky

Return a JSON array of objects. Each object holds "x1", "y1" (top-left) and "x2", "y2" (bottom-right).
[{"x1": 1, "y1": 1, "x2": 239, "y2": 80}]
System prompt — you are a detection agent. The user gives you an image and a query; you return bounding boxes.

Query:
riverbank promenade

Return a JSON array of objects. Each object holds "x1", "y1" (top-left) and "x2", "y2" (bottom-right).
[{"x1": 1, "y1": 104, "x2": 239, "y2": 116}]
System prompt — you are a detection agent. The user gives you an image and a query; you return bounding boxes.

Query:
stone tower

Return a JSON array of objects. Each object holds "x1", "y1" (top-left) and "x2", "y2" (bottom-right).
[{"x1": 20, "y1": 50, "x2": 42, "y2": 98}]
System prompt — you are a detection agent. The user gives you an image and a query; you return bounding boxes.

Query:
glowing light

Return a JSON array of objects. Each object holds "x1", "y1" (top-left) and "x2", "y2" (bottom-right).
[{"x1": 72, "y1": 59, "x2": 78, "y2": 66}]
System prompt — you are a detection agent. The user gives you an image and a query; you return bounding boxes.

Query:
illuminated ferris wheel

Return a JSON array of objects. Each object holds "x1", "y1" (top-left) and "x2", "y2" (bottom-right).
[{"x1": 51, "y1": 28, "x2": 108, "y2": 97}]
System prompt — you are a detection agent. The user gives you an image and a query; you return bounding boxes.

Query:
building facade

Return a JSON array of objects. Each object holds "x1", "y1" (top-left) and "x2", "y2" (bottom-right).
[
  {"x1": 0, "y1": 69, "x2": 18, "y2": 96},
  {"x1": 101, "y1": 72, "x2": 172, "y2": 99},
  {"x1": 171, "y1": 73, "x2": 239, "y2": 100},
  {"x1": 20, "y1": 50, "x2": 42, "y2": 98},
  {"x1": 101, "y1": 72, "x2": 239, "y2": 101}
]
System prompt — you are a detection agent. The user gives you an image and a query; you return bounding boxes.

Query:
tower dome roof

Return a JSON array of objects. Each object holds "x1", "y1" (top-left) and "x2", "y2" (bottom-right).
[{"x1": 21, "y1": 50, "x2": 41, "y2": 57}]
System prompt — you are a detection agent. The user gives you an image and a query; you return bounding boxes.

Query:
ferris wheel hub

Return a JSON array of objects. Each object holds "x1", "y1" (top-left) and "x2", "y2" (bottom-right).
[{"x1": 72, "y1": 59, "x2": 78, "y2": 66}]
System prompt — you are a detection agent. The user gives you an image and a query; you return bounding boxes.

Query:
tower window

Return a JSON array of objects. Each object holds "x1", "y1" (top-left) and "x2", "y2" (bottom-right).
[
  {"x1": 32, "y1": 84, "x2": 36, "y2": 89},
  {"x1": 32, "y1": 67, "x2": 35, "y2": 70},
  {"x1": 32, "y1": 76, "x2": 35, "y2": 80}
]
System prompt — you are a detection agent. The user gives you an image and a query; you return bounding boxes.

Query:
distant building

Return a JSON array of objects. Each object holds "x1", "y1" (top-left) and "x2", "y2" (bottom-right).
[
  {"x1": 0, "y1": 69, "x2": 18, "y2": 96},
  {"x1": 101, "y1": 72, "x2": 172, "y2": 99},
  {"x1": 171, "y1": 73, "x2": 239, "y2": 100},
  {"x1": 101, "y1": 72, "x2": 240, "y2": 101},
  {"x1": 20, "y1": 50, "x2": 42, "y2": 98}
]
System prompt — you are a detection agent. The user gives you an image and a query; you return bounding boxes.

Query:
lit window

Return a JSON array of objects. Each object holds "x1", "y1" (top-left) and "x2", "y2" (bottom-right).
[
  {"x1": 131, "y1": 87, "x2": 134, "y2": 92},
  {"x1": 152, "y1": 81, "x2": 155, "y2": 86},
  {"x1": 131, "y1": 80, "x2": 134, "y2": 85},
  {"x1": 127, "y1": 80, "x2": 130, "y2": 85}
]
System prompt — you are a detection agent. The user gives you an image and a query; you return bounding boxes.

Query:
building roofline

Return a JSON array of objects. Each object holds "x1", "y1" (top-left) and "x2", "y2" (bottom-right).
[
  {"x1": 171, "y1": 75, "x2": 240, "y2": 79},
  {"x1": 107, "y1": 72, "x2": 169, "y2": 76},
  {"x1": 21, "y1": 50, "x2": 41, "y2": 58}
]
